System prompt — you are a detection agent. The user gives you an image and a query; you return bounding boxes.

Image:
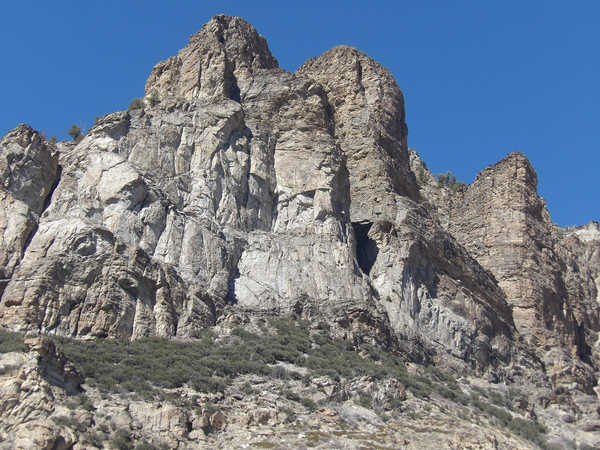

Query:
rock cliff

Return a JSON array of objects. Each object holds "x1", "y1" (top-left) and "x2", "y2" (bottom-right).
[{"x1": 0, "y1": 14, "x2": 598, "y2": 449}]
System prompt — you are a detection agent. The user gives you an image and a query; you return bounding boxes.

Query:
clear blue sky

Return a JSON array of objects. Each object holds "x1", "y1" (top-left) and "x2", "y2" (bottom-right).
[{"x1": 1, "y1": 1, "x2": 598, "y2": 227}]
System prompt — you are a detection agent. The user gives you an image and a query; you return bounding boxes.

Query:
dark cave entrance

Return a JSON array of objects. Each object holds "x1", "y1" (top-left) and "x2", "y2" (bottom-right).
[{"x1": 352, "y1": 221, "x2": 378, "y2": 275}]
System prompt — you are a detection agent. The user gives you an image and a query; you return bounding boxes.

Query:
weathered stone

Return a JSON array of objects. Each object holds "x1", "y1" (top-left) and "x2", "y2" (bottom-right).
[
  {"x1": 0, "y1": 13, "x2": 599, "y2": 447},
  {"x1": 0, "y1": 125, "x2": 59, "y2": 299}
]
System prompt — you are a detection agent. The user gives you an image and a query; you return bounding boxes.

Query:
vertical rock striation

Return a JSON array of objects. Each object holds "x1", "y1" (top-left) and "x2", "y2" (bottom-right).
[
  {"x1": 0, "y1": 15, "x2": 596, "y2": 391},
  {"x1": 0, "y1": 125, "x2": 59, "y2": 299},
  {"x1": 411, "y1": 149, "x2": 599, "y2": 390}
]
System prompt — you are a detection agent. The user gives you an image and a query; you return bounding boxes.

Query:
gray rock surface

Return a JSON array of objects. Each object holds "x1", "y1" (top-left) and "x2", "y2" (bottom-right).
[
  {"x1": 0, "y1": 15, "x2": 516, "y2": 373},
  {"x1": 0, "y1": 13, "x2": 598, "y2": 447},
  {"x1": 0, "y1": 125, "x2": 59, "y2": 300}
]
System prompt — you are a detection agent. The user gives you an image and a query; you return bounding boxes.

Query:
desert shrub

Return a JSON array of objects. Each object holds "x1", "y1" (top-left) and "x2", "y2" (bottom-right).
[
  {"x1": 111, "y1": 429, "x2": 133, "y2": 450},
  {"x1": 271, "y1": 365, "x2": 290, "y2": 379},
  {"x1": 424, "y1": 365, "x2": 456, "y2": 384},
  {"x1": 49, "y1": 319, "x2": 467, "y2": 408},
  {"x1": 280, "y1": 406, "x2": 297, "y2": 423},
  {"x1": 487, "y1": 388, "x2": 512, "y2": 409},
  {"x1": 0, "y1": 328, "x2": 27, "y2": 353},
  {"x1": 469, "y1": 392, "x2": 547, "y2": 446},
  {"x1": 485, "y1": 404, "x2": 512, "y2": 426},
  {"x1": 282, "y1": 389, "x2": 301, "y2": 402},
  {"x1": 241, "y1": 382, "x2": 256, "y2": 395},
  {"x1": 403, "y1": 377, "x2": 432, "y2": 399},
  {"x1": 128, "y1": 98, "x2": 144, "y2": 111},
  {"x1": 300, "y1": 397, "x2": 317, "y2": 411},
  {"x1": 506, "y1": 417, "x2": 547, "y2": 445},
  {"x1": 72, "y1": 393, "x2": 95, "y2": 411},
  {"x1": 437, "y1": 170, "x2": 467, "y2": 192},
  {"x1": 356, "y1": 390, "x2": 372, "y2": 408},
  {"x1": 84, "y1": 431, "x2": 106, "y2": 447},
  {"x1": 134, "y1": 441, "x2": 164, "y2": 450},
  {"x1": 51, "y1": 415, "x2": 87, "y2": 432},
  {"x1": 435, "y1": 384, "x2": 469, "y2": 405},
  {"x1": 416, "y1": 166, "x2": 429, "y2": 186},
  {"x1": 66, "y1": 125, "x2": 83, "y2": 142}
]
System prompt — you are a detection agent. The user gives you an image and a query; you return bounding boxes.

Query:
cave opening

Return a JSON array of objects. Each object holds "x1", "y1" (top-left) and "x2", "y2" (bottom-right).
[{"x1": 352, "y1": 221, "x2": 378, "y2": 275}]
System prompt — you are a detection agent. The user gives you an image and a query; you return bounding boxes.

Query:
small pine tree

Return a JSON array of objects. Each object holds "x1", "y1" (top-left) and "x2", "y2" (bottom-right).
[
  {"x1": 67, "y1": 125, "x2": 82, "y2": 141},
  {"x1": 437, "y1": 172, "x2": 450, "y2": 185}
]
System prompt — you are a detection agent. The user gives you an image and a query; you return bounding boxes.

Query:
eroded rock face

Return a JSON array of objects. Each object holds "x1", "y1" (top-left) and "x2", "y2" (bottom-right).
[
  {"x1": 1, "y1": 12, "x2": 599, "y2": 448},
  {"x1": 449, "y1": 153, "x2": 569, "y2": 340},
  {"x1": 410, "y1": 148, "x2": 599, "y2": 390},
  {"x1": 145, "y1": 14, "x2": 278, "y2": 103},
  {"x1": 0, "y1": 15, "x2": 596, "y2": 391},
  {"x1": 298, "y1": 46, "x2": 418, "y2": 221},
  {"x1": 0, "y1": 125, "x2": 59, "y2": 299},
  {"x1": 448, "y1": 154, "x2": 598, "y2": 383}
]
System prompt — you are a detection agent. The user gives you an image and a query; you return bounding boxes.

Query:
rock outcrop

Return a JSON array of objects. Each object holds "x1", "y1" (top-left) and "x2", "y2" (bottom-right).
[
  {"x1": 0, "y1": 125, "x2": 59, "y2": 300},
  {"x1": 0, "y1": 13, "x2": 598, "y2": 447},
  {"x1": 0, "y1": 15, "x2": 519, "y2": 375},
  {"x1": 413, "y1": 152, "x2": 598, "y2": 390}
]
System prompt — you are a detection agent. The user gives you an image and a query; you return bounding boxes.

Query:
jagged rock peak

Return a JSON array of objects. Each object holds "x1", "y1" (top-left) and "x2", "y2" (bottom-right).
[
  {"x1": 192, "y1": 14, "x2": 278, "y2": 68},
  {"x1": 145, "y1": 14, "x2": 278, "y2": 103},
  {"x1": 297, "y1": 44, "x2": 418, "y2": 220},
  {"x1": 474, "y1": 151, "x2": 538, "y2": 188},
  {"x1": 2, "y1": 123, "x2": 43, "y2": 148},
  {"x1": 566, "y1": 220, "x2": 600, "y2": 242},
  {"x1": 0, "y1": 123, "x2": 58, "y2": 211}
]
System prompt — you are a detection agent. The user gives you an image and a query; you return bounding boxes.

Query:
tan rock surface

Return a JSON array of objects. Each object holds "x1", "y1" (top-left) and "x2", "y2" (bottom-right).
[{"x1": 0, "y1": 13, "x2": 598, "y2": 448}]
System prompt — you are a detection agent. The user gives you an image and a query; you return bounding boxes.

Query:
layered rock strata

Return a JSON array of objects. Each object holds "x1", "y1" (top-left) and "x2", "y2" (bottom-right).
[
  {"x1": 412, "y1": 149, "x2": 600, "y2": 390},
  {"x1": 0, "y1": 15, "x2": 596, "y2": 395}
]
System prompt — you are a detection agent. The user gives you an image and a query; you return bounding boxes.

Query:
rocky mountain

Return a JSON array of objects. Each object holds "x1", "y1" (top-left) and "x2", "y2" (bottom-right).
[{"x1": 0, "y1": 14, "x2": 598, "y2": 449}]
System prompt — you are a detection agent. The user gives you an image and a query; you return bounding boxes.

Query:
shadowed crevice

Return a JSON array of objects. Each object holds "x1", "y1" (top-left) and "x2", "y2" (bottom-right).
[{"x1": 352, "y1": 221, "x2": 378, "y2": 275}]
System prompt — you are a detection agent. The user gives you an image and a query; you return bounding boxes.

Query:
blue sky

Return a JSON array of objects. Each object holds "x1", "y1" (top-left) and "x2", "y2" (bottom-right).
[{"x1": 1, "y1": 1, "x2": 598, "y2": 226}]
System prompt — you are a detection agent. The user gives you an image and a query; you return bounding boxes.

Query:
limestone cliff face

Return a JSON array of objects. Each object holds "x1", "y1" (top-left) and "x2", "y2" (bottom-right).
[
  {"x1": 0, "y1": 126, "x2": 59, "y2": 300},
  {"x1": 297, "y1": 46, "x2": 418, "y2": 220},
  {"x1": 411, "y1": 148, "x2": 599, "y2": 390},
  {"x1": 0, "y1": 15, "x2": 596, "y2": 391},
  {"x1": 449, "y1": 153, "x2": 569, "y2": 342}
]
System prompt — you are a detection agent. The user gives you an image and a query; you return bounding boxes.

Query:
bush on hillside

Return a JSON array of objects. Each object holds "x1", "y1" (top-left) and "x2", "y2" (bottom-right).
[{"x1": 128, "y1": 98, "x2": 144, "y2": 111}]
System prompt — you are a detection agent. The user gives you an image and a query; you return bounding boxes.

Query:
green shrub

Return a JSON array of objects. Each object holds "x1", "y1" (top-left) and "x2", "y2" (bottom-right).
[
  {"x1": 0, "y1": 328, "x2": 27, "y2": 353},
  {"x1": 134, "y1": 441, "x2": 164, "y2": 450},
  {"x1": 356, "y1": 391, "x2": 372, "y2": 408},
  {"x1": 437, "y1": 170, "x2": 467, "y2": 192},
  {"x1": 241, "y1": 382, "x2": 256, "y2": 395},
  {"x1": 111, "y1": 429, "x2": 133, "y2": 450},
  {"x1": 128, "y1": 98, "x2": 144, "y2": 111},
  {"x1": 416, "y1": 166, "x2": 429, "y2": 186},
  {"x1": 487, "y1": 388, "x2": 512, "y2": 409},
  {"x1": 506, "y1": 417, "x2": 547, "y2": 444},
  {"x1": 280, "y1": 406, "x2": 297, "y2": 423},
  {"x1": 46, "y1": 319, "x2": 481, "y2": 414},
  {"x1": 85, "y1": 431, "x2": 106, "y2": 447},
  {"x1": 282, "y1": 389, "x2": 301, "y2": 402},
  {"x1": 434, "y1": 384, "x2": 469, "y2": 405},
  {"x1": 300, "y1": 397, "x2": 317, "y2": 411},
  {"x1": 51, "y1": 415, "x2": 87, "y2": 432},
  {"x1": 66, "y1": 125, "x2": 83, "y2": 142}
]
